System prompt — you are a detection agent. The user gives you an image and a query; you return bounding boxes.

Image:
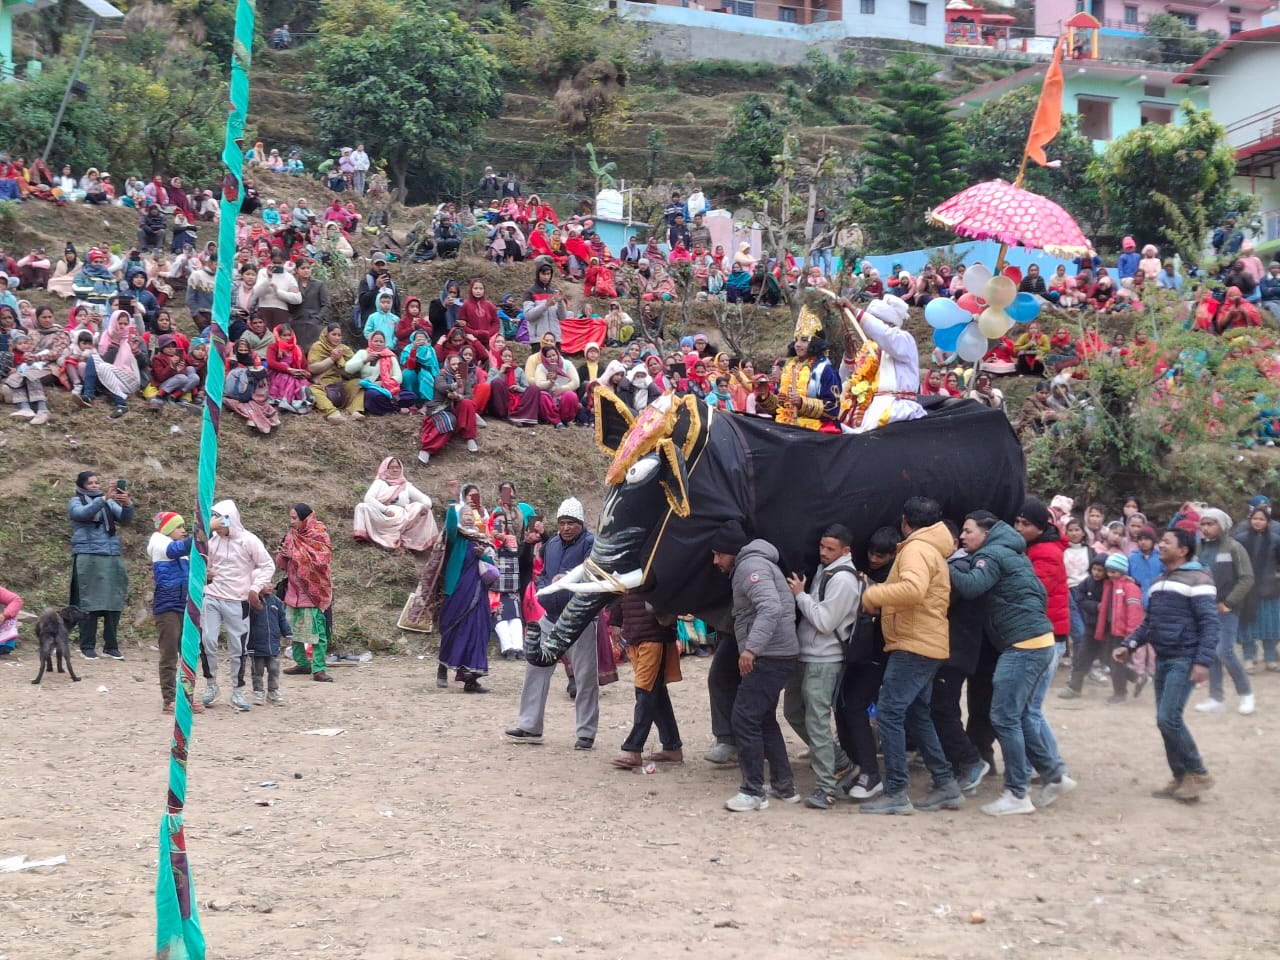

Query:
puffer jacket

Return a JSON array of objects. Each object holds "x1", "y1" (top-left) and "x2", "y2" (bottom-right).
[
  {"x1": 148, "y1": 532, "x2": 192, "y2": 615},
  {"x1": 730, "y1": 539, "x2": 799, "y2": 659},
  {"x1": 1121, "y1": 562, "x2": 1219, "y2": 665},
  {"x1": 1025, "y1": 524, "x2": 1069, "y2": 636},
  {"x1": 68, "y1": 487, "x2": 135, "y2": 556},
  {"x1": 248, "y1": 593, "x2": 291, "y2": 657},
  {"x1": 863, "y1": 521, "x2": 953, "y2": 660},
  {"x1": 950, "y1": 520, "x2": 1052, "y2": 651},
  {"x1": 1096, "y1": 575, "x2": 1144, "y2": 641}
]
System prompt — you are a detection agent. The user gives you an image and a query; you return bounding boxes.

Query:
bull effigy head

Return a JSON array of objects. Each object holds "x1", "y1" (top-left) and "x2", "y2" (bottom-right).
[{"x1": 527, "y1": 390, "x2": 711, "y2": 664}]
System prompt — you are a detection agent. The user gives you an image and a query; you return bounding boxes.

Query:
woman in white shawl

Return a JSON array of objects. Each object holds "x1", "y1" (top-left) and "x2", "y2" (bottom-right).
[
  {"x1": 352, "y1": 456, "x2": 439, "y2": 551},
  {"x1": 74, "y1": 309, "x2": 141, "y2": 417}
]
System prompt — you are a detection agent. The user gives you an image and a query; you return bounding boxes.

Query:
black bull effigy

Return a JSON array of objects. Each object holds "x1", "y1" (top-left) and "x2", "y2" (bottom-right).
[{"x1": 527, "y1": 391, "x2": 1025, "y2": 666}]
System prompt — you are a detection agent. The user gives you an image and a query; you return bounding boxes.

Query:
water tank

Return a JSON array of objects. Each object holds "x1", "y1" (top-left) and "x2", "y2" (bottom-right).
[{"x1": 595, "y1": 188, "x2": 623, "y2": 220}]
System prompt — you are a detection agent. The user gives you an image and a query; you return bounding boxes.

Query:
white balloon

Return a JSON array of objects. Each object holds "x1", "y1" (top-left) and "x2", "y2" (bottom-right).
[
  {"x1": 956, "y1": 321, "x2": 988, "y2": 363},
  {"x1": 965, "y1": 264, "x2": 993, "y2": 292}
]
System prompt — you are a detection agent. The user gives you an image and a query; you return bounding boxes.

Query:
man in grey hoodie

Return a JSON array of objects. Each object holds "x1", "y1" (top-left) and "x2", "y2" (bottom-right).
[
  {"x1": 712, "y1": 520, "x2": 800, "y2": 812},
  {"x1": 784, "y1": 524, "x2": 861, "y2": 809}
]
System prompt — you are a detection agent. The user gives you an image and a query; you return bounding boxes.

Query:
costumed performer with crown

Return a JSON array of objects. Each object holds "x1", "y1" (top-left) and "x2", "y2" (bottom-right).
[{"x1": 775, "y1": 303, "x2": 842, "y2": 431}]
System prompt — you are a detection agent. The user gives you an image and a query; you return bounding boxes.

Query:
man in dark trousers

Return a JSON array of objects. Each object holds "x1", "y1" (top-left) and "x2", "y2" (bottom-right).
[{"x1": 712, "y1": 520, "x2": 800, "y2": 812}]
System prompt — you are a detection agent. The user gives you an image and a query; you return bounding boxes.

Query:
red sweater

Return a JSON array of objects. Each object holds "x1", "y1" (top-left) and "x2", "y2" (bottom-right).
[
  {"x1": 1096, "y1": 576, "x2": 1143, "y2": 641},
  {"x1": 457, "y1": 297, "x2": 500, "y2": 343},
  {"x1": 266, "y1": 338, "x2": 305, "y2": 373}
]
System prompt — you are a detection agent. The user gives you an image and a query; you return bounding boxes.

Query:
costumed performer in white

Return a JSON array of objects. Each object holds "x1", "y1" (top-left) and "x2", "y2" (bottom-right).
[{"x1": 838, "y1": 295, "x2": 924, "y2": 433}]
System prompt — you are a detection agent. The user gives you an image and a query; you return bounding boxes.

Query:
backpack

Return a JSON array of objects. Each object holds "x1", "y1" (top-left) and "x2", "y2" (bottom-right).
[{"x1": 815, "y1": 566, "x2": 875, "y2": 664}]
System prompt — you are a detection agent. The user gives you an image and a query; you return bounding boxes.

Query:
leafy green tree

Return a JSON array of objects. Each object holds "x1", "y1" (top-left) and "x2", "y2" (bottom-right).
[
  {"x1": 962, "y1": 85, "x2": 1103, "y2": 232},
  {"x1": 852, "y1": 56, "x2": 969, "y2": 249},
  {"x1": 1088, "y1": 105, "x2": 1245, "y2": 263},
  {"x1": 713, "y1": 95, "x2": 788, "y2": 194},
  {"x1": 484, "y1": 0, "x2": 642, "y2": 82},
  {"x1": 0, "y1": 63, "x2": 112, "y2": 169},
  {"x1": 1144, "y1": 13, "x2": 1218, "y2": 64},
  {"x1": 308, "y1": 12, "x2": 503, "y2": 200}
]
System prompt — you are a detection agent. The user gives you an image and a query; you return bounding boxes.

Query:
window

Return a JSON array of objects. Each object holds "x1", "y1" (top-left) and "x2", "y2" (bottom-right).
[
  {"x1": 1075, "y1": 0, "x2": 1087, "y2": 12},
  {"x1": 1143, "y1": 83, "x2": 1165, "y2": 97},
  {"x1": 1228, "y1": 5, "x2": 1241, "y2": 12},
  {"x1": 731, "y1": 0, "x2": 755, "y2": 14},
  {"x1": 909, "y1": 1, "x2": 927, "y2": 25},
  {"x1": 1076, "y1": 96, "x2": 1113, "y2": 141},
  {"x1": 1140, "y1": 103, "x2": 1174, "y2": 126},
  {"x1": 1229, "y1": 19, "x2": 1243, "y2": 34},
  {"x1": 860, "y1": 0, "x2": 874, "y2": 12},
  {"x1": 1123, "y1": 4, "x2": 1138, "y2": 24},
  {"x1": 1170, "y1": 11, "x2": 1197, "y2": 29},
  {"x1": 778, "y1": 5, "x2": 797, "y2": 20}
]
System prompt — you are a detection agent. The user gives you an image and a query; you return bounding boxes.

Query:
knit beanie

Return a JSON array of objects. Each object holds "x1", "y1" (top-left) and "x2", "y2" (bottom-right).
[
  {"x1": 1137, "y1": 525, "x2": 1157, "y2": 542},
  {"x1": 154, "y1": 511, "x2": 185, "y2": 536},
  {"x1": 1018, "y1": 498, "x2": 1051, "y2": 531},
  {"x1": 711, "y1": 519, "x2": 748, "y2": 556},
  {"x1": 1105, "y1": 553, "x2": 1129, "y2": 574},
  {"x1": 1200, "y1": 508, "x2": 1232, "y2": 533},
  {"x1": 1250, "y1": 494, "x2": 1270, "y2": 509},
  {"x1": 555, "y1": 497, "x2": 585, "y2": 524}
]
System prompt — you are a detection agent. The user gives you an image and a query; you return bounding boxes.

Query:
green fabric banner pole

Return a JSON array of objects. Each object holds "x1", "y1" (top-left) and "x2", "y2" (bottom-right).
[{"x1": 155, "y1": 4, "x2": 255, "y2": 958}]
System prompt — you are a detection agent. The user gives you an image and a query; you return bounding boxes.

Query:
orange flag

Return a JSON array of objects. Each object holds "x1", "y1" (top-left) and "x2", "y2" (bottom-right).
[{"x1": 1025, "y1": 37, "x2": 1066, "y2": 168}]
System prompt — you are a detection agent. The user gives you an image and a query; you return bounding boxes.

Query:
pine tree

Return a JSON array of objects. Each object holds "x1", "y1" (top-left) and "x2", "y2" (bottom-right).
[{"x1": 853, "y1": 56, "x2": 970, "y2": 249}]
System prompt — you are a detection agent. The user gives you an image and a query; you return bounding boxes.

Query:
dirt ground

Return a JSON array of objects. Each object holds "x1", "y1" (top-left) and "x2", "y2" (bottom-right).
[{"x1": 3, "y1": 643, "x2": 1279, "y2": 960}]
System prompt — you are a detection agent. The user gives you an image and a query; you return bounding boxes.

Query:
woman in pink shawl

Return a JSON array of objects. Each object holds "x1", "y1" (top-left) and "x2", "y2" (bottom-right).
[{"x1": 352, "y1": 456, "x2": 440, "y2": 551}]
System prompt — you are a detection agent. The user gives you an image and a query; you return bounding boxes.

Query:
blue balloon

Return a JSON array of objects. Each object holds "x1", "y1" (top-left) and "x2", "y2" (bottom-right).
[
  {"x1": 925, "y1": 296, "x2": 971, "y2": 329},
  {"x1": 933, "y1": 321, "x2": 965, "y2": 352},
  {"x1": 1007, "y1": 292, "x2": 1041, "y2": 324}
]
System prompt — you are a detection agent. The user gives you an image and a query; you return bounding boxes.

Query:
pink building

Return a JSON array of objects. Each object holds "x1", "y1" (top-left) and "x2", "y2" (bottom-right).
[{"x1": 1035, "y1": 0, "x2": 1276, "y2": 39}]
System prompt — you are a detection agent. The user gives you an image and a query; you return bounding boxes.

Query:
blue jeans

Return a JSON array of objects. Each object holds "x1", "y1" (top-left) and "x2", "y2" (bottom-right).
[
  {"x1": 1068, "y1": 594, "x2": 1084, "y2": 648},
  {"x1": 876, "y1": 651, "x2": 954, "y2": 795},
  {"x1": 991, "y1": 645, "x2": 1064, "y2": 797},
  {"x1": 80, "y1": 359, "x2": 126, "y2": 407},
  {"x1": 1028, "y1": 639, "x2": 1066, "y2": 767},
  {"x1": 1154, "y1": 656, "x2": 1208, "y2": 779},
  {"x1": 812, "y1": 248, "x2": 833, "y2": 278},
  {"x1": 1208, "y1": 611, "x2": 1251, "y2": 701}
]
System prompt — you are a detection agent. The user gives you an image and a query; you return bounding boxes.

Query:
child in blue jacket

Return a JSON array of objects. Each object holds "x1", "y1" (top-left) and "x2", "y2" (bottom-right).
[{"x1": 243, "y1": 581, "x2": 291, "y2": 706}]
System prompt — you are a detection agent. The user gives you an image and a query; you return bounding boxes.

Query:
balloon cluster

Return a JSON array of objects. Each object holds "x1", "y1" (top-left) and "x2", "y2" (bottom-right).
[{"x1": 925, "y1": 263, "x2": 1043, "y2": 363}]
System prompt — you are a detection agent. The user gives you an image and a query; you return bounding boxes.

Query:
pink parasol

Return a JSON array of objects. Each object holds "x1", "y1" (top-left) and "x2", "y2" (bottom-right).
[{"x1": 928, "y1": 180, "x2": 1093, "y2": 258}]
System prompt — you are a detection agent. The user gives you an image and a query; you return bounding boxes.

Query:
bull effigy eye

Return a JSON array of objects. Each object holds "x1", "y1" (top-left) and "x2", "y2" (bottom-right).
[{"x1": 626, "y1": 457, "x2": 659, "y2": 485}]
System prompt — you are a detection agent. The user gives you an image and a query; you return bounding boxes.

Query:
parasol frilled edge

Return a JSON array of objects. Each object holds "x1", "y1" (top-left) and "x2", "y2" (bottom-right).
[{"x1": 927, "y1": 179, "x2": 1094, "y2": 259}]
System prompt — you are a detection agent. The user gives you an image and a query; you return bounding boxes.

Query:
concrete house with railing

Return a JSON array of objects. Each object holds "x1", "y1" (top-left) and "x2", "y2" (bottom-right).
[
  {"x1": 1035, "y1": 0, "x2": 1276, "y2": 39},
  {"x1": 1173, "y1": 26, "x2": 1280, "y2": 242}
]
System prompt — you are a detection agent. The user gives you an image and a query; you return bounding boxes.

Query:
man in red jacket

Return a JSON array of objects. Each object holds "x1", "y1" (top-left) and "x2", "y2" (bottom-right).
[{"x1": 1015, "y1": 498, "x2": 1071, "y2": 770}]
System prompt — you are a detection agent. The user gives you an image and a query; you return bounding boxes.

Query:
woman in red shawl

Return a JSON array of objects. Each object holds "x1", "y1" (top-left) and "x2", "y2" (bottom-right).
[
  {"x1": 456, "y1": 278, "x2": 500, "y2": 343},
  {"x1": 1215, "y1": 286, "x2": 1261, "y2": 333},
  {"x1": 265, "y1": 322, "x2": 311, "y2": 412},
  {"x1": 276, "y1": 504, "x2": 336, "y2": 681}
]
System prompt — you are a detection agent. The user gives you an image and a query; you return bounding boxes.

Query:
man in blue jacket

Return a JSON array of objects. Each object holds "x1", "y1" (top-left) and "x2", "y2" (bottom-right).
[
  {"x1": 1116, "y1": 528, "x2": 1219, "y2": 802},
  {"x1": 506, "y1": 497, "x2": 600, "y2": 749}
]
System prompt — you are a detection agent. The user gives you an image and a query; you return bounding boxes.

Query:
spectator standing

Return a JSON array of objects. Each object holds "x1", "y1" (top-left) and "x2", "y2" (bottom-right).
[
  {"x1": 69, "y1": 470, "x2": 135, "y2": 660},
  {"x1": 276, "y1": 503, "x2": 335, "y2": 683},
  {"x1": 609, "y1": 594, "x2": 684, "y2": 769},
  {"x1": 1115, "y1": 529, "x2": 1219, "y2": 801},
  {"x1": 351, "y1": 144, "x2": 370, "y2": 196},
  {"x1": 1194, "y1": 509, "x2": 1256, "y2": 716}
]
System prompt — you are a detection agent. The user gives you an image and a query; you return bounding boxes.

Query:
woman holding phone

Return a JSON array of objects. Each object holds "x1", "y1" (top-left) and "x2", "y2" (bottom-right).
[{"x1": 68, "y1": 471, "x2": 135, "y2": 660}]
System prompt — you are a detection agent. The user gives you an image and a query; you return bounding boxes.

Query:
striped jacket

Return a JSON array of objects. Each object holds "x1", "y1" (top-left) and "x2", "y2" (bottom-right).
[{"x1": 1121, "y1": 561, "x2": 1219, "y2": 666}]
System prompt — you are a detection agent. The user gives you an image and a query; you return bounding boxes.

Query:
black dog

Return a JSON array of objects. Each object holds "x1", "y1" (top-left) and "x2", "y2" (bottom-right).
[{"x1": 32, "y1": 605, "x2": 86, "y2": 685}]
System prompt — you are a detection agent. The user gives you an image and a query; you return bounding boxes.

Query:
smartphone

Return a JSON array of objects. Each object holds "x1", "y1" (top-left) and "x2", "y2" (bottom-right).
[
  {"x1": 274, "y1": 266, "x2": 284, "y2": 274},
  {"x1": 116, "y1": 478, "x2": 127, "y2": 491},
  {"x1": 729, "y1": 358, "x2": 741, "y2": 370},
  {"x1": 667, "y1": 363, "x2": 683, "y2": 380}
]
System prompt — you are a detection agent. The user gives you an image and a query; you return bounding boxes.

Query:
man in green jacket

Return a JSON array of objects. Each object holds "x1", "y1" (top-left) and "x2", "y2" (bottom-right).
[{"x1": 1194, "y1": 508, "x2": 1256, "y2": 716}]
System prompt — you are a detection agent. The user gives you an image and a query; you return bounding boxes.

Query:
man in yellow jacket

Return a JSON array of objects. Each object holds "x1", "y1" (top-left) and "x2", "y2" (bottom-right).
[{"x1": 859, "y1": 496, "x2": 961, "y2": 815}]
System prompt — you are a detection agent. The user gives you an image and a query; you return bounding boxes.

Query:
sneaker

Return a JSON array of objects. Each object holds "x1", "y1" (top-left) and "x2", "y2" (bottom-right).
[
  {"x1": 417, "y1": 450, "x2": 430, "y2": 465},
  {"x1": 1175, "y1": 772, "x2": 1214, "y2": 803},
  {"x1": 1238, "y1": 693, "x2": 1256, "y2": 716},
  {"x1": 475, "y1": 415, "x2": 487, "y2": 428},
  {"x1": 1088, "y1": 666, "x2": 1109, "y2": 685},
  {"x1": 1105, "y1": 694, "x2": 1127, "y2": 705},
  {"x1": 703, "y1": 741, "x2": 738, "y2": 765},
  {"x1": 30, "y1": 410, "x2": 48, "y2": 426},
  {"x1": 1034, "y1": 774, "x2": 1078, "y2": 808},
  {"x1": 505, "y1": 728, "x2": 544, "y2": 744},
  {"x1": 102, "y1": 649, "x2": 124, "y2": 661},
  {"x1": 202, "y1": 681, "x2": 219, "y2": 706},
  {"x1": 574, "y1": 737, "x2": 594, "y2": 750},
  {"x1": 437, "y1": 664, "x2": 449, "y2": 688},
  {"x1": 80, "y1": 649, "x2": 98, "y2": 660},
  {"x1": 109, "y1": 405, "x2": 128, "y2": 419},
  {"x1": 253, "y1": 690, "x2": 266, "y2": 706},
  {"x1": 1244, "y1": 659, "x2": 1257, "y2": 674},
  {"x1": 981, "y1": 789, "x2": 1036, "y2": 816},
  {"x1": 9, "y1": 407, "x2": 34, "y2": 418},
  {"x1": 466, "y1": 439, "x2": 479, "y2": 453},
  {"x1": 266, "y1": 691, "x2": 285, "y2": 706},
  {"x1": 1057, "y1": 687, "x2": 1082, "y2": 699},
  {"x1": 1195, "y1": 698, "x2": 1226, "y2": 713},
  {"x1": 958, "y1": 759, "x2": 991, "y2": 796},
  {"x1": 859, "y1": 790, "x2": 914, "y2": 815},
  {"x1": 767, "y1": 784, "x2": 801, "y2": 804},
  {"x1": 917, "y1": 781, "x2": 965, "y2": 811},
  {"x1": 725, "y1": 792, "x2": 768, "y2": 812},
  {"x1": 73, "y1": 392, "x2": 93, "y2": 409},
  {"x1": 1150, "y1": 778, "x2": 1184, "y2": 800},
  {"x1": 848, "y1": 773, "x2": 884, "y2": 800},
  {"x1": 230, "y1": 690, "x2": 251, "y2": 712},
  {"x1": 804, "y1": 789, "x2": 836, "y2": 810}
]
